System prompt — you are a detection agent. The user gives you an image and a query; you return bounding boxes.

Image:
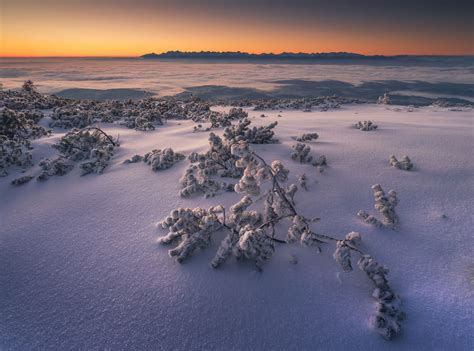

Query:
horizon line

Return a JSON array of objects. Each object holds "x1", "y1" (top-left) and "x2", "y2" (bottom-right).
[{"x1": 2, "y1": 51, "x2": 474, "y2": 59}]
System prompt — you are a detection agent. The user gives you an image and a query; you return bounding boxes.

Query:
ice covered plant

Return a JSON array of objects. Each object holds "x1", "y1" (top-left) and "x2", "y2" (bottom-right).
[
  {"x1": 0, "y1": 108, "x2": 50, "y2": 176},
  {"x1": 176, "y1": 132, "x2": 246, "y2": 198},
  {"x1": 377, "y1": 93, "x2": 391, "y2": 105},
  {"x1": 291, "y1": 143, "x2": 313, "y2": 163},
  {"x1": 158, "y1": 206, "x2": 225, "y2": 263},
  {"x1": 37, "y1": 157, "x2": 74, "y2": 181},
  {"x1": 53, "y1": 127, "x2": 118, "y2": 176},
  {"x1": 358, "y1": 255, "x2": 404, "y2": 340},
  {"x1": 10, "y1": 175, "x2": 34, "y2": 186},
  {"x1": 358, "y1": 184, "x2": 399, "y2": 228},
  {"x1": 223, "y1": 118, "x2": 278, "y2": 144},
  {"x1": 143, "y1": 148, "x2": 185, "y2": 171},
  {"x1": 298, "y1": 173, "x2": 308, "y2": 191},
  {"x1": 389, "y1": 155, "x2": 413, "y2": 171},
  {"x1": 156, "y1": 143, "x2": 404, "y2": 339},
  {"x1": 354, "y1": 120, "x2": 378, "y2": 131},
  {"x1": 290, "y1": 142, "x2": 327, "y2": 172},
  {"x1": 120, "y1": 110, "x2": 164, "y2": 131},
  {"x1": 294, "y1": 132, "x2": 319, "y2": 142}
]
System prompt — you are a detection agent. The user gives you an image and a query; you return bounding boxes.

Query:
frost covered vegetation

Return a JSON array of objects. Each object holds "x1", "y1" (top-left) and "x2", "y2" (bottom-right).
[
  {"x1": 229, "y1": 96, "x2": 359, "y2": 112},
  {"x1": 1, "y1": 82, "x2": 409, "y2": 341},
  {"x1": 293, "y1": 132, "x2": 319, "y2": 142},
  {"x1": 158, "y1": 140, "x2": 404, "y2": 340},
  {"x1": 358, "y1": 184, "x2": 399, "y2": 228},
  {"x1": 354, "y1": 120, "x2": 378, "y2": 131},
  {"x1": 291, "y1": 142, "x2": 327, "y2": 172},
  {"x1": 53, "y1": 127, "x2": 119, "y2": 176},
  {"x1": 0, "y1": 106, "x2": 49, "y2": 177},
  {"x1": 390, "y1": 155, "x2": 413, "y2": 171},
  {"x1": 124, "y1": 148, "x2": 185, "y2": 171}
]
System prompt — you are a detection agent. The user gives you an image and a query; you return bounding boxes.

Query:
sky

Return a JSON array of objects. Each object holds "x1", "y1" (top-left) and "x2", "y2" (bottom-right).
[{"x1": 1, "y1": 0, "x2": 473, "y2": 57}]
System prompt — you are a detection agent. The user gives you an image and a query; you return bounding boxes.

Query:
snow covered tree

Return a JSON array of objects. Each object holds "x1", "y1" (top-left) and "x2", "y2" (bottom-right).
[
  {"x1": 224, "y1": 118, "x2": 278, "y2": 144},
  {"x1": 389, "y1": 155, "x2": 413, "y2": 171},
  {"x1": 0, "y1": 108, "x2": 49, "y2": 177},
  {"x1": 354, "y1": 120, "x2": 378, "y2": 131},
  {"x1": 377, "y1": 93, "x2": 391, "y2": 105},
  {"x1": 358, "y1": 184, "x2": 399, "y2": 228},
  {"x1": 143, "y1": 148, "x2": 185, "y2": 171},
  {"x1": 53, "y1": 127, "x2": 118, "y2": 176},
  {"x1": 294, "y1": 132, "x2": 319, "y2": 142},
  {"x1": 156, "y1": 141, "x2": 404, "y2": 339},
  {"x1": 290, "y1": 142, "x2": 327, "y2": 172}
]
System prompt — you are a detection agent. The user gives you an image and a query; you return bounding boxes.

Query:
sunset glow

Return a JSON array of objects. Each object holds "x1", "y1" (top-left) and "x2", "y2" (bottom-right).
[{"x1": 1, "y1": 0, "x2": 473, "y2": 57}]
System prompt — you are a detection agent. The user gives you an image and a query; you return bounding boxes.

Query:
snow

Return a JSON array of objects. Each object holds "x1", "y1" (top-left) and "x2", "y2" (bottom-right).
[{"x1": 1, "y1": 104, "x2": 473, "y2": 350}]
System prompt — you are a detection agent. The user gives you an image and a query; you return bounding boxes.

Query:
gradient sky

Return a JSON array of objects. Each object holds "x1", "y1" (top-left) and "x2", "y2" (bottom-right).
[{"x1": 1, "y1": 0, "x2": 473, "y2": 56}]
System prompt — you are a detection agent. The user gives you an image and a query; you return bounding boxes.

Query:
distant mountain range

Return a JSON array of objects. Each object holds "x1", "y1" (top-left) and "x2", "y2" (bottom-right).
[{"x1": 140, "y1": 51, "x2": 392, "y2": 60}]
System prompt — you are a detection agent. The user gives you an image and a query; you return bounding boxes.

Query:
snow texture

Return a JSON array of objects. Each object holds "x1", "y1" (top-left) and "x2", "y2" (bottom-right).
[{"x1": 1, "y1": 104, "x2": 473, "y2": 350}]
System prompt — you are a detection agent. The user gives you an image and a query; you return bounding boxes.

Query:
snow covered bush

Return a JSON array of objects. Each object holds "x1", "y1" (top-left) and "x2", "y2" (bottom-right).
[
  {"x1": 0, "y1": 136, "x2": 33, "y2": 177},
  {"x1": 290, "y1": 142, "x2": 327, "y2": 172},
  {"x1": 293, "y1": 132, "x2": 319, "y2": 142},
  {"x1": 291, "y1": 143, "x2": 313, "y2": 163},
  {"x1": 249, "y1": 96, "x2": 355, "y2": 112},
  {"x1": 53, "y1": 127, "x2": 118, "y2": 176},
  {"x1": 120, "y1": 110, "x2": 164, "y2": 131},
  {"x1": 177, "y1": 132, "x2": 248, "y2": 198},
  {"x1": 143, "y1": 148, "x2": 185, "y2": 171},
  {"x1": 124, "y1": 149, "x2": 185, "y2": 172},
  {"x1": 358, "y1": 255, "x2": 404, "y2": 340},
  {"x1": 10, "y1": 175, "x2": 34, "y2": 186},
  {"x1": 354, "y1": 120, "x2": 378, "y2": 131},
  {"x1": 156, "y1": 143, "x2": 404, "y2": 339},
  {"x1": 298, "y1": 173, "x2": 308, "y2": 191},
  {"x1": 389, "y1": 155, "x2": 413, "y2": 171},
  {"x1": 358, "y1": 184, "x2": 399, "y2": 228},
  {"x1": 0, "y1": 108, "x2": 49, "y2": 176},
  {"x1": 223, "y1": 118, "x2": 278, "y2": 144},
  {"x1": 377, "y1": 93, "x2": 391, "y2": 105},
  {"x1": 37, "y1": 157, "x2": 74, "y2": 181}
]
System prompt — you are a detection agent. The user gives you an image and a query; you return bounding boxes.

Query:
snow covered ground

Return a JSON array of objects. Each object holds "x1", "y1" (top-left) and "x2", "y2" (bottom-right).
[{"x1": 1, "y1": 104, "x2": 473, "y2": 350}]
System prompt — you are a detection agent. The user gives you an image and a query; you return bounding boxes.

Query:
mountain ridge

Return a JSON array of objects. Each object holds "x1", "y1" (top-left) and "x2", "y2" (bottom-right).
[{"x1": 140, "y1": 51, "x2": 392, "y2": 60}]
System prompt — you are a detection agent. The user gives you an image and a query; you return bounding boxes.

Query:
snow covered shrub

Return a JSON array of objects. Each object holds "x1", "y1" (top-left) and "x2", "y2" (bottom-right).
[
  {"x1": 50, "y1": 105, "x2": 96, "y2": 129},
  {"x1": 53, "y1": 127, "x2": 118, "y2": 176},
  {"x1": 1, "y1": 82, "x2": 67, "y2": 110},
  {"x1": 0, "y1": 108, "x2": 49, "y2": 176},
  {"x1": 22, "y1": 80, "x2": 36, "y2": 93},
  {"x1": 10, "y1": 175, "x2": 34, "y2": 186},
  {"x1": 294, "y1": 132, "x2": 319, "y2": 142},
  {"x1": 120, "y1": 110, "x2": 164, "y2": 131},
  {"x1": 123, "y1": 154, "x2": 143, "y2": 164},
  {"x1": 291, "y1": 143, "x2": 313, "y2": 163},
  {"x1": 223, "y1": 118, "x2": 278, "y2": 144},
  {"x1": 250, "y1": 96, "x2": 354, "y2": 112},
  {"x1": 354, "y1": 120, "x2": 378, "y2": 131},
  {"x1": 298, "y1": 173, "x2": 308, "y2": 191},
  {"x1": 159, "y1": 206, "x2": 225, "y2": 263},
  {"x1": 377, "y1": 93, "x2": 391, "y2": 105},
  {"x1": 389, "y1": 155, "x2": 413, "y2": 171},
  {"x1": 207, "y1": 107, "x2": 248, "y2": 129},
  {"x1": 0, "y1": 136, "x2": 33, "y2": 177},
  {"x1": 290, "y1": 143, "x2": 327, "y2": 172},
  {"x1": 0, "y1": 108, "x2": 49, "y2": 140},
  {"x1": 358, "y1": 255, "x2": 404, "y2": 340},
  {"x1": 142, "y1": 148, "x2": 185, "y2": 171},
  {"x1": 156, "y1": 142, "x2": 404, "y2": 339},
  {"x1": 177, "y1": 132, "x2": 249, "y2": 198},
  {"x1": 179, "y1": 164, "x2": 234, "y2": 198},
  {"x1": 37, "y1": 157, "x2": 74, "y2": 181},
  {"x1": 358, "y1": 184, "x2": 399, "y2": 228}
]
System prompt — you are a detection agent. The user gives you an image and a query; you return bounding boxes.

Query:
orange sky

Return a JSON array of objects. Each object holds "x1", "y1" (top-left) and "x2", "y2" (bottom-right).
[{"x1": 1, "y1": 0, "x2": 473, "y2": 57}]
